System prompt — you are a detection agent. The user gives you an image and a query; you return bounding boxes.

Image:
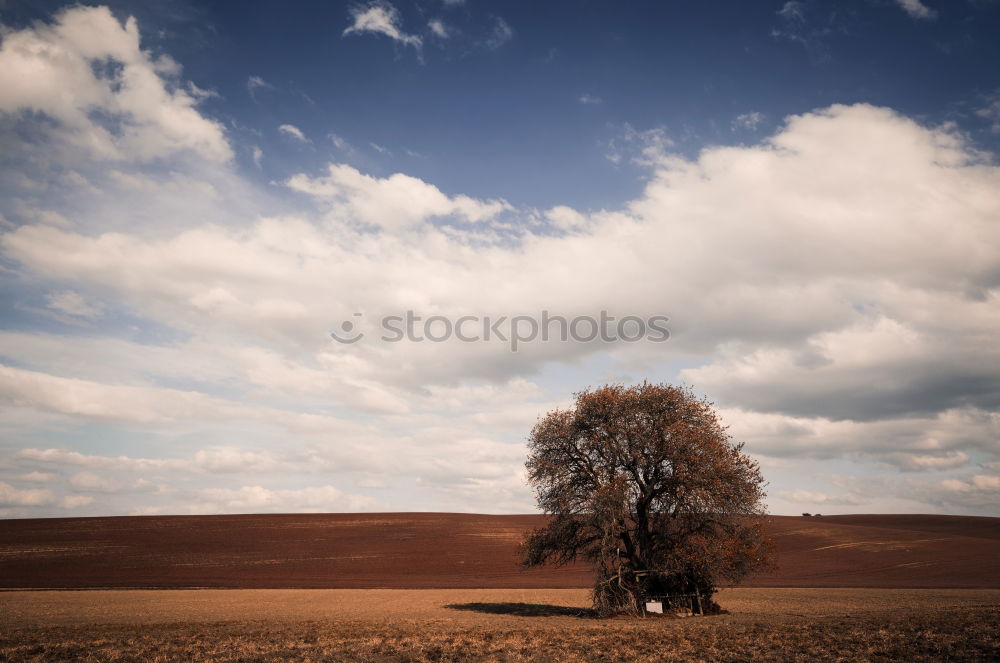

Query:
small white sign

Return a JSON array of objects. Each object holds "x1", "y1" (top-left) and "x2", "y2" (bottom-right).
[{"x1": 645, "y1": 601, "x2": 663, "y2": 614}]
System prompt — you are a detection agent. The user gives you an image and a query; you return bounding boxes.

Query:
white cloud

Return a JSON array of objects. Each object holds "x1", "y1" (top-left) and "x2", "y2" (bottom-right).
[
  {"x1": 19, "y1": 471, "x2": 55, "y2": 482},
  {"x1": 252, "y1": 145, "x2": 263, "y2": 167},
  {"x1": 771, "y1": 1, "x2": 829, "y2": 55},
  {"x1": 11, "y1": 424, "x2": 535, "y2": 511},
  {"x1": 189, "y1": 447, "x2": 287, "y2": 473},
  {"x1": 777, "y1": 489, "x2": 866, "y2": 506},
  {"x1": 69, "y1": 471, "x2": 120, "y2": 492},
  {"x1": 0, "y1": 363, "x2": 248, "y2": 424},
  {"x1": 194, "y1": 484, "x2": 377, "y2": 513},
  {"x1": 778, "y1": 1, "x2": 805, "y2": 23},
  {"x1": 605, "y1": 123, "x2": 673, "y2": 165},
  {"x1": 61, "y1": 495, "x2": 95, "y2": 509},
  {"x1": 485, "y1": 17, "x2": 513, "y2": 50},
  {"x1": 7, "y1": 106, "x2": 998, "y2": 383},
  {"x1": 733, "y1": 111, "x2": 764, "y2": 131},
  {"x1": 0, "y1": 481, "x2": 54, "y2": 506},
  {"x1": 17, "y1": 447, "x2": 287, "y2": 475},
  {"x1": 976, "y1": 95, "x2": 1000, "y2": 132},
  {"x1": 717, "y1": 406, "x2": 998, "y2": 473},
  {"x1": 886, "y1": 451, "x2": 969, "y2": 471},
  {"x1": 3, "y1": 95, "x2": 1000, "y2": 514},
  {"x1": 286, "y1": 163, "x2": 510, "y2": 230},
  {"x1": 329, "y1": 133, "x2": 351, "y2": 150},
  {"x1": 916, "y1": 474, "x2": 1000, "y2": 510},
  {"x1": 428, "y1": 19, "x2": 449, "y2": 38},
  {"x1": 895, "y1": 0, "x2": 936, "y2": 20},
  {"x1": 186, "y1": 81, "x2": 218, "y2": 102},
  {"x1": 544, "y1": 205, "x2": 588, "y2": 232},
  {"x1": 0, "y1": 6, "x2": 231, "y2": 162},
  {"x1": 18, "y1": 208, "x2": 72, "y2": 228},
  {"x1": 0, "y1": 364, "x2": 369, "y2": 431},
  {"x1": 681, "y1": 316, "x2": 1000, "y2": 421},
  {"x1": 343, "y1": 2, "x2": 422, "y2": 50},
  {"x1": 247, "y1": 75, "x2": 272, "y2": 99},
  {"x1": 278, "y1": 124, "x2": 309, "y2": 143},
  {"x1": 45, "y1": 291, "x2": 104, "y2": 319},
  {"x1": 579, "y1": 94, "x2": 603, "y2": 105},
  {"x1": 941, "y1": 474, "x2": 1000, "y2": 494}
]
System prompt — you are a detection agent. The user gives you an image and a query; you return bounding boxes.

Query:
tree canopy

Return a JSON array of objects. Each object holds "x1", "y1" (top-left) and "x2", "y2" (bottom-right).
[{"x1": 520, "y1": 382, "x2": 772, "y2": 616}]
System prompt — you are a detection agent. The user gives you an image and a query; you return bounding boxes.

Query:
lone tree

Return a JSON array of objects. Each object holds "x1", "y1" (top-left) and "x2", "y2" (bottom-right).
[{"x1": 520, "y1": 382, "x2": 772, "y2": 616}]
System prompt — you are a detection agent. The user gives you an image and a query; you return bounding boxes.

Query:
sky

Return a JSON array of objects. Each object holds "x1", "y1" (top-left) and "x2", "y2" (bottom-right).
[{"x1": 0, "y1": 0, "x2": 999, "y2": 518}]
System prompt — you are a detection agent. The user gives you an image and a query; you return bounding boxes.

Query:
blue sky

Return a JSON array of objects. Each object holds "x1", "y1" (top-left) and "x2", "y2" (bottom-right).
[{"x1": 1, "y1": 0, "x2": 999, "y2": 517}]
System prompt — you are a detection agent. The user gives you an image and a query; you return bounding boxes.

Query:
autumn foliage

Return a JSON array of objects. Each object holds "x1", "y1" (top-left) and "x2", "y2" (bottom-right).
[{"x1": 520, "y1": 382, "x2": 772, "y2": 616}]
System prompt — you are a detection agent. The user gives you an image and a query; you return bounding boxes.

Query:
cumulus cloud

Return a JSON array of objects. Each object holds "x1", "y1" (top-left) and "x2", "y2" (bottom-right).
[
  {"x1": 7, "y1": 107, "x2": 999, "y2": 390},
  {"x1": 545, "y1": 205, "x2": 588, "y2": 232},
  {"x1": 286, "y1": 163, "x2": 511, "y2": 230},
  {"x1": 682, "y1": 316, "x2": 1000, "y2": 421},
  {"x1": 8, "y1": 106, "x2": 1000, "y2": 402},
  {"x1": 343, "y1": 1, "x2": 422, "y2": 50},
  {"x1": 720, "y1": 406, "x2": 999, "y2": 472},
  {"x1": 891, "y1": 473, "x2": 1000, "y2": 513},
  {"x1": 0, "y1": 481, "x2": 54, "y2": 506},
  {"x1": 936, "y1": 474, "x2": 1000, "y2": 505},
  {"x1": 0, "y1": 6, "x2": 231, "y2": 162}
]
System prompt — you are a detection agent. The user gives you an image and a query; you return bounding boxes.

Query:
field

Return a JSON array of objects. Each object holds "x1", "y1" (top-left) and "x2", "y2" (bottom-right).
[
  {"x1": 2, "y1": 513, "x2": 998, "y2": 589},
  {"x1": 2, "y1": 514, "x2": 998, "y2": 661},
  {"x1": 1, "y1": 588, "x2": 998, "y2": 661}
]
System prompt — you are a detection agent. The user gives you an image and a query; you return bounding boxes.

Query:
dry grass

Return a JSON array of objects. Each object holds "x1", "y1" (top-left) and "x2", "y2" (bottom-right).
[{"x1": 1, "y1": 588, "x2": 998, "y2": 662}]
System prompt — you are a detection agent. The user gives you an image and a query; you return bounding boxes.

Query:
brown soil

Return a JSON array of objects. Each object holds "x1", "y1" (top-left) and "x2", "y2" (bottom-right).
[
  {"x1": 2, "y1": 589, "x2": 998, "y2": 662},
  {"x1": 0, "y1": 513, "x2": 997, "y2": 589}
]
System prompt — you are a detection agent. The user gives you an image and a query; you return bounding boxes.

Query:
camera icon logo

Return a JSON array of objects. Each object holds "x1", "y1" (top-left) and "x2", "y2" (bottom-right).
[{"x1": 330, "y1": 313, "x2": 364, "y2": 344}]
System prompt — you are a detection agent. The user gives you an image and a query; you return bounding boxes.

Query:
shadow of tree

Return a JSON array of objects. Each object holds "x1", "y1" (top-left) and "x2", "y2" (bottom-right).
[{"x1": 443, "y1": 602, "x2": 597, "y2": 618}]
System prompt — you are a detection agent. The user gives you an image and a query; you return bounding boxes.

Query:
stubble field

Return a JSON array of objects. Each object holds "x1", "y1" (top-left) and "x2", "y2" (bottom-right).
[{"x1": 1, "y1": 588, "x2": 998, "y2": 662}]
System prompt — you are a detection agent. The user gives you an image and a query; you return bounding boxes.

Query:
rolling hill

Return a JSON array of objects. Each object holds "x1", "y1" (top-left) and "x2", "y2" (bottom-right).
[{"x1": 1, "y1": 513, "x2": 997, "y2": 589}]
